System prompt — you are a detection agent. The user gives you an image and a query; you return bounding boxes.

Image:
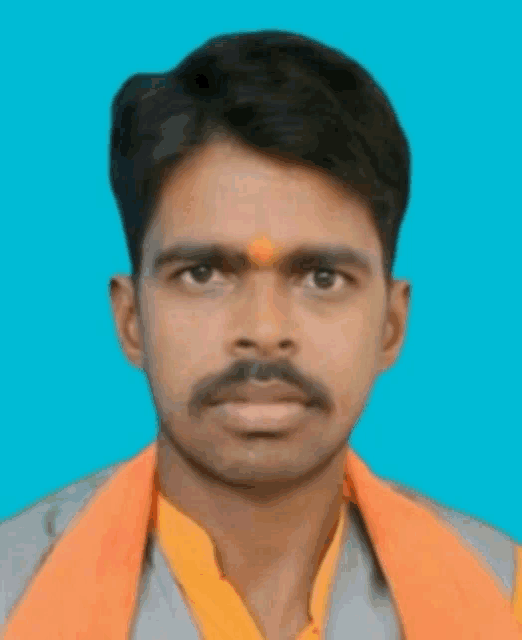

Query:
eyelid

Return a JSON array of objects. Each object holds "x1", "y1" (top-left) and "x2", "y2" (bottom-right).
[
  {"x1": 168, "y1": 263, "x2": 358, "y2": 292},
  {"x1": 301, "y1": 268, "x2": 357, "y2": 286},
  {"x1": 298, "y1": 264, "x2": 357, "y2": 282},
  {"x1": 168, "y1": 257, "x2": 225, "y2": 276},
  {"x1": 169, "y1": 262, "x2": 221, "y2": 279},
  {"x1": 169, "y1": 262, "x2": 354, "y2": 276}
]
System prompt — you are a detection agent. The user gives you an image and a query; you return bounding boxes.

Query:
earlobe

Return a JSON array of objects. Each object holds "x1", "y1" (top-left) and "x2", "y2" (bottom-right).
[
  {"x1": 109, "y1": 276, "x2": 144, "y2": 369},
  {"x1": 380, "y1": 280, "x2": 411, "y2": 372}
]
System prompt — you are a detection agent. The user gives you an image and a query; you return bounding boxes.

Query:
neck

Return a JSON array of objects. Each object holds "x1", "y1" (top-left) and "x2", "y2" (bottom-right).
[{"x1": 156, "y1": 432, "x2": 348, "y2": 607}]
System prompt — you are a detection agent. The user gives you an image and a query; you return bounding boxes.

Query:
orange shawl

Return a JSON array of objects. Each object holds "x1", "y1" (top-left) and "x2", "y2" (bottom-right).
[{"x1": 3, "y1": 442, "x2": 521, "y2": 639}]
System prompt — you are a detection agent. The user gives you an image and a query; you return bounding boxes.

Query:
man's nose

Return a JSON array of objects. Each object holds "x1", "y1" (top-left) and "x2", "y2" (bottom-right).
[{"x1": 229, "y1": 272, "x2": 298, "y2": 361}]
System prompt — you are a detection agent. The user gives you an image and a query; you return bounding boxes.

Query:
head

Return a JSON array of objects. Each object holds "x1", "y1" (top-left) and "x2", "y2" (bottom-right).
[{"x1": 109, "y1": 30, "x2": 411, "y2": 491}]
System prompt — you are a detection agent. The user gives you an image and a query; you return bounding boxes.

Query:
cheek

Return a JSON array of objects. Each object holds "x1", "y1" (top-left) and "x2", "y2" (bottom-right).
[
  {"x1": 141, "y1": 292, "x2": 228, "y2": 385},
  {"x1": 308, "y1": 307, "x2": 382, "y2": 392}
]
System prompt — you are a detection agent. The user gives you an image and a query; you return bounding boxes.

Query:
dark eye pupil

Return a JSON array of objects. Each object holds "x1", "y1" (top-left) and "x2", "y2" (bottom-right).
[
  {"x1": 314, "y1": 269, "x2": 335, "y2": 288},
  {"x1": 191, "y1": 264, "x2": 213, "y2": 283},
  {"x1": 187, "y1": 266, "x2": 337, "y2": 287}
]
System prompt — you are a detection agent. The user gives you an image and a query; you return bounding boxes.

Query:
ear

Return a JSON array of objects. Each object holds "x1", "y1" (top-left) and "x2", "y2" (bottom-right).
[
  {"x1": 109, "y1": 275, "x2": 143, "y2": 368},
  {"x1": 379, "y1": 279, "x2": 411, "y2": 372}
]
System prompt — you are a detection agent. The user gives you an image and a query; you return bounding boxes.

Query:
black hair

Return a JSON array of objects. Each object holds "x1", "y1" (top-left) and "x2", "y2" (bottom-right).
[{"x1": 109, "y1": 29, "x2": 411, "y2": 285}]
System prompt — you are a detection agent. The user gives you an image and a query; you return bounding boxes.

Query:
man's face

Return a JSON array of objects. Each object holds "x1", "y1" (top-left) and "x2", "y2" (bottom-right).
[{"x1": 111, "y1": 138, "x2": 409, "y2": 487}]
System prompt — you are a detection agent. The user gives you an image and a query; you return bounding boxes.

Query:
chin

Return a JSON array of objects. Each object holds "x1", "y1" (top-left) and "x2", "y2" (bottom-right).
[{"x1": 187, "y1": 439, "x2": 341, "y2": 491}]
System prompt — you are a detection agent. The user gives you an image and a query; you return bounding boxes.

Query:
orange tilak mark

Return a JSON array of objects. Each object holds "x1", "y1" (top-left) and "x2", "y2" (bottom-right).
[{"x1": 247, "y1": 235, "x2": 278, "y2": 266}]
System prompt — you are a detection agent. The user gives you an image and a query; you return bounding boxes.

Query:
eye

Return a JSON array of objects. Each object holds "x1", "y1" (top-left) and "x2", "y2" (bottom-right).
[
  {"x1": 170, "y1": 263, "x2": 226, "y2": 287},
  {"x1": 301, "y1": 268, "x2": 355, "y2": 292}
]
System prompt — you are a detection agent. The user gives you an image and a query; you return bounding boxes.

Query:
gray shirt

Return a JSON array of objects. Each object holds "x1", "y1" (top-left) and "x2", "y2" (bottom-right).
[{"x1": 0, "y1": 461, "x2": 518, "y2": 638}]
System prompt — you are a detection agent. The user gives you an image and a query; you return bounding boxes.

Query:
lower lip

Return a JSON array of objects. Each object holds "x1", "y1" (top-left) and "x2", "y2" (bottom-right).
[{"x1": 214, "y1": 401, "x2": 309, "y2": 432}]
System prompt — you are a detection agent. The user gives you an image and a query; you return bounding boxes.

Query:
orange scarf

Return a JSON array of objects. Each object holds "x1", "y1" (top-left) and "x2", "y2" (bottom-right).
[{"x1": 3, "y1": 442, "x2": 521, "y2": 639}]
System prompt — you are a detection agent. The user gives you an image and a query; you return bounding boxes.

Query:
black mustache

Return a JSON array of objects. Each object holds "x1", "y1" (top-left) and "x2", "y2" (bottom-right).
[{"x1": 187, "y1": 359, "x2": 331, "y2": 418}]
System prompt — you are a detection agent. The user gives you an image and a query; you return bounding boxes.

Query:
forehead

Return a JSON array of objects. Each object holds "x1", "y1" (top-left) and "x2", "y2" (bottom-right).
[{"x1": 145, "y1": 139, "x2": 382, "y2": 261}]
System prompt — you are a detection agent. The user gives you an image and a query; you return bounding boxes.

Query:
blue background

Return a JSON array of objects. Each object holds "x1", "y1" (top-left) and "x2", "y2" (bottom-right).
[{"x1": 1, "y1": 0, "x2": 520, "y2": 539}]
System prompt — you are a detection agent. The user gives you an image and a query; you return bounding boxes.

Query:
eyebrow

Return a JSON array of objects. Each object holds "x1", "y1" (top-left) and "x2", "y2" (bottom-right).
[{"x1": 152, "y1": 242, "x2": 376, "y2": 276}]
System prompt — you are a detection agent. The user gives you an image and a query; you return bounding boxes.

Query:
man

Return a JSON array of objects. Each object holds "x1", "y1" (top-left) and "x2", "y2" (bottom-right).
[{"x1": 1, "y1": 30, "x2": 521, "y2": 640}]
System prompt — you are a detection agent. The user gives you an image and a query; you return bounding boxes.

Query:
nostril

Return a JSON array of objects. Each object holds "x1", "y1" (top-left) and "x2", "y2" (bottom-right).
[{"x1": 236, "y1": 339, "x2": 254, "y2": 349}]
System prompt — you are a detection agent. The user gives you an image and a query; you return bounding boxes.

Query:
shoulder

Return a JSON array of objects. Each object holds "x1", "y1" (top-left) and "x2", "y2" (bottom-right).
[
  {"x1": 387, "y1": 480, "x2": 520, "y2": 595},
  {"x1": 0, "y1": 463, "x2": 119, "y2": 623}
]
